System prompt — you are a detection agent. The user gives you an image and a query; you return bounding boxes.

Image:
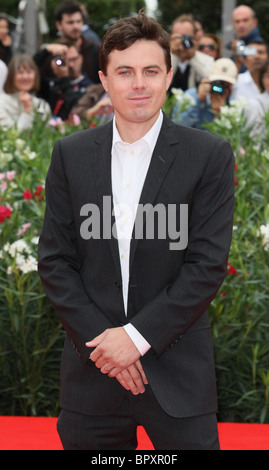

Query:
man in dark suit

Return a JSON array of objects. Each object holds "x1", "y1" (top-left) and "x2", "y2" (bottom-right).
[{"x1": 38, "y1": 12, "x2": 235, "y2": 450}]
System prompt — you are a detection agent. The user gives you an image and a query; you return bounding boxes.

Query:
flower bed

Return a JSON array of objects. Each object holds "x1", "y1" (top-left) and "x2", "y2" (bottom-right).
[{"x1": 0, "y1": 109, "x2": 268, "y2": 422}]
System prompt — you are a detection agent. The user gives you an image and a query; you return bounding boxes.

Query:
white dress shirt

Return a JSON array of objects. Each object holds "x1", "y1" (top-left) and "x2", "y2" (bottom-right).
[
  {"x1": 230, "y1": 70, "x2": 260, "y2": 101},
  {"x1": 111, "y1": 111, "x2": 163, "y2": 355}
]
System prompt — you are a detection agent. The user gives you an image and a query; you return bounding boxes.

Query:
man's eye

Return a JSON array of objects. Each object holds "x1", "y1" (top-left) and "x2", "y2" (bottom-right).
[{"x1": 145, "y1": 70, "x2": 158, "y2": 75}]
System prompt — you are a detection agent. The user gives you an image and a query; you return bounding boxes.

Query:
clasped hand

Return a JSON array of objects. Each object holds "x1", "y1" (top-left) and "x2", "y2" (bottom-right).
[{"x1": 86, "y1": 327, "x2": 148, "y2": 395}]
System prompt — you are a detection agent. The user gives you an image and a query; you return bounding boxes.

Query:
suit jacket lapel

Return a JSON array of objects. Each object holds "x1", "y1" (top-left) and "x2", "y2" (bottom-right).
[
  {"x1": 90, "y1": 122, "x2": 122, "y2": 282},
  {"x1": 129, "y1": 115, "x2": 180, "y2": 269}
]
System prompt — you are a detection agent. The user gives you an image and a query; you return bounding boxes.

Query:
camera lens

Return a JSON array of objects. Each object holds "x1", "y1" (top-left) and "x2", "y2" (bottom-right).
[
  {"x1": 210, "y1": 81, "x2": 226, "y2": 95},
  {"x1": 54, "y1": 56, "x2": 65, "y2": 66},
  {"x1": 182, "y1": 35, "x2": 194, "y2": 49}
]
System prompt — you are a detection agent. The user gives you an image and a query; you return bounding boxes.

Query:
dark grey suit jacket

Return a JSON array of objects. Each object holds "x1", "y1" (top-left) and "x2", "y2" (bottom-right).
[{"x1": 38, "y1": 114, "x2": 234, "y2": 418}]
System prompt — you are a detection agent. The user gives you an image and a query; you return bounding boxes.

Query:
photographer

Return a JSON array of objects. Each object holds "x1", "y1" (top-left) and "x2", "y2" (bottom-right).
[
  {"x1": 39, "y1": 41, "x2": 93, "y2": 120},
  {"x1": 231, "y1": 5, "x2": 262, "y2": 73},
  {"x1": 33, "y1": 2, "x2": 100, "y2": 86},
  {"x1": 230, "y1": 39, "x2": 269, "y2": 101},
  {"x1": 172, "y1": 58, "x2": 238, "y2": 129},
  {"x1": 169, "y1": 15, "x2": 214, "y2": 92}
]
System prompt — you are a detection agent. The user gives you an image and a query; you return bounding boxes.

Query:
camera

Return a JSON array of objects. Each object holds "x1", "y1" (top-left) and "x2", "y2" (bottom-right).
[
  {"x1": 210, "y1": 80, "x2": 228, "y2": 95},
  {"x1": 181, "y1": 34, "x2": 194, "y2": 49},
  {"x1": 54, "y1": 55, "x2": 66, "y2": 66},
  {"x1": 235, "y1": 40, "x2": 257, "y2": 56}
]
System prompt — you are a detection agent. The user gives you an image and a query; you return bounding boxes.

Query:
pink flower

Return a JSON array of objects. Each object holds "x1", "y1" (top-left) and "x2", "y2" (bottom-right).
[
  {"x1": 6, "y1": 171, "x2": 16, "y2": 181},
  {"x1": 17, "y1": 222, "x2": 32, "y2": 236},
  {"x1": 72, "y1": 114, "x2": 81, "y2": 126}
]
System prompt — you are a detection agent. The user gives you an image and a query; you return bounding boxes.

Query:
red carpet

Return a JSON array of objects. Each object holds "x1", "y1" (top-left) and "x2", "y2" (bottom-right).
[{"x1": 0, "y1": 416, "x2": 269, "y2": 450}]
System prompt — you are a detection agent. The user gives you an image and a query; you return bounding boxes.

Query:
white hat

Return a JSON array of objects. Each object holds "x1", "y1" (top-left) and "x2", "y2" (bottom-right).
[{"x1": 209, "y1": 58, "x2": 238, "y2": 85}]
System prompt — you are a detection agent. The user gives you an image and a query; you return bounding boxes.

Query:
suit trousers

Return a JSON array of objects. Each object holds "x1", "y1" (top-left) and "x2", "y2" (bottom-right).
[{"x1": 57, "y1": 385, "x2": 220, "y2": 450}]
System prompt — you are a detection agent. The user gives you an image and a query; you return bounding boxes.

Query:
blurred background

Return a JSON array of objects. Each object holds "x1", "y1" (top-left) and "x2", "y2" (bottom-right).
[{"x1": 0, "y1": 0, "x2": 268, "y2": 58}]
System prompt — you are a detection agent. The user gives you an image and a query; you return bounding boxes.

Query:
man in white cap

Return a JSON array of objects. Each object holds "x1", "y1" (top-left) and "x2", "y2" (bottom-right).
[{"x1": 172, "y1": 58, "x2": 238, "y2": 128}]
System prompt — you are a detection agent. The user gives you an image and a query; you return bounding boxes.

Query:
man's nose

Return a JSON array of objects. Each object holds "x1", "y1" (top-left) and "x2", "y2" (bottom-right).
[{"x1": 132, "y1": 73, "x2": 146, "y2": 89}]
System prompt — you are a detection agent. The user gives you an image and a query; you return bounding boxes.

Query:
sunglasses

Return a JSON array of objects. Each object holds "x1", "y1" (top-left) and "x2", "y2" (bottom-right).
[{"x1": 199, "y1": 44, "x2": 217, "y2": 51}]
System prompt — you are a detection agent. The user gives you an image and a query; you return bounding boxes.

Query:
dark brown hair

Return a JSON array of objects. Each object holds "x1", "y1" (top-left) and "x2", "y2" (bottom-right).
[
  {"x1": 54, "y1": 1, "x2": 82, "y2": 22},
  {"x1": 100, "y1": 12, "x2": 171, "y2": 74},
  {"x1": 4, "y1": 54, "x2": 40, "y2": 94}
]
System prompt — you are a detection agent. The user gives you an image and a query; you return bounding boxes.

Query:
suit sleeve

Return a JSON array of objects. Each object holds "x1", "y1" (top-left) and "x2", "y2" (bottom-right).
[
  {"x1": 38, "y1": 139, "x2": 114, "y2": 365},
  {"x1": 130, "y1": 137, "x2": 235, "y2": 356}
]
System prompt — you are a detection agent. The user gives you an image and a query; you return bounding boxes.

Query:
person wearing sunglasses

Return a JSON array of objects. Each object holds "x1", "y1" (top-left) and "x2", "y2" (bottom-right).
[{"x1": 198, "y1": 34, "x2": 222, "y2": 60}]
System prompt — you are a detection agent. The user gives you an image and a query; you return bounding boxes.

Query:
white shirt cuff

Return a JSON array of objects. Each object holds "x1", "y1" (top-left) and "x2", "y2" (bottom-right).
[{"x1": 123, "y1": 323, "x2": 151, "y2": 356}]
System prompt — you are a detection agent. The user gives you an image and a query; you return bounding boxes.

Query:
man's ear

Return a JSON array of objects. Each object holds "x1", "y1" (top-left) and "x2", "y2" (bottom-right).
[
  {"x1": 55, "y1": 21, "x2": 62, "y2": 34},
  {"x1": 99, "y1": 70, "x2": 108, "y2": 92},
  {"x1": 166, "y1": 68, "x2": 173, "y2": 91}
]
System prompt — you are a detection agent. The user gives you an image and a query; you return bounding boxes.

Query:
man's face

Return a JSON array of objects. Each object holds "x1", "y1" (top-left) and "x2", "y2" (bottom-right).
[
  {"x1": 244, "y1": 44, "x2": 268, "y2": 72},
  {"x1": 232, "y1": 7, "x2": 257, "y2": 38},
  {"x1": 56, "y1": 12, "x2": 83, "y2": 40},
  {"x1": 65, "y1": 46, "x2": 83, "y2": 78},
  {"x1": 170, "y1": 21, "x2": 196, "y2": 60},
  {"x1": 99, "y1": 39, "x2": 172, "y2": 133}
]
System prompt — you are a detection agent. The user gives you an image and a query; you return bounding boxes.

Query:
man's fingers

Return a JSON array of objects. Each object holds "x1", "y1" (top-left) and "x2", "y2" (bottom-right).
[
  {"x1": 118, "y1": 364, "x2": 147, "y2": 394},
  {"x1": 117, "y1": 369, "x2": 140, "y2": 395},
  {"x1": 135, "y1": 359, "x2": 148, "y2": 385},
  {"x1": 115, "y1": 372, "x2": 130, "y2": 391}
]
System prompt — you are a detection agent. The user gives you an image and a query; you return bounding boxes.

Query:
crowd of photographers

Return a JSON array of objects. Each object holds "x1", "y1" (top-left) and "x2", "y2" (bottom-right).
[{"x1": 0, "y1": 2, "x2": 268, "y2": 132}]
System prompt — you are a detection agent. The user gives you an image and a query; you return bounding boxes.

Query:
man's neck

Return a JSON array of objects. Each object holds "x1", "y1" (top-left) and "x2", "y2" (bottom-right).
[{"x1": 114, "y1": 112, "x2": 161, "y2": 144}]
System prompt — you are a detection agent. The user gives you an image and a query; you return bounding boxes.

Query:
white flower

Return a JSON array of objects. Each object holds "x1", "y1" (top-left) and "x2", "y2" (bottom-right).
[
  {"x1": 171, "y1": 88, "x2": 196, "y2": 107},
  {"x1": 16, "y1": 254, "x2": 38, "y2": 273},
  {"x1": 219, "y1": 98, "x2": 247, "y2": 124},
  {"x1": 259, "y1": 224, "x2": 269, "y2": 251},
  {"x1": 15, "y1": 138, "x2": 26, "y2": 150},
  {"x1": 3, "y1": 239, "x2": 38, "y2": 273},
  {"x1": 0, "y1": 152, "x2": 13, "y2": 167},
  {"x1": 3, "y1": 242, "x2": 10, "y2": 252},
  {"x1": 6, "y1": 239, "x2": 31, "y2": 257},
  {"x1": 27, "y1": 151, "x2": 37, "y2": 160},
  {"x1": 171, "y1": 88, "x2": 184, "y2": 100}
]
